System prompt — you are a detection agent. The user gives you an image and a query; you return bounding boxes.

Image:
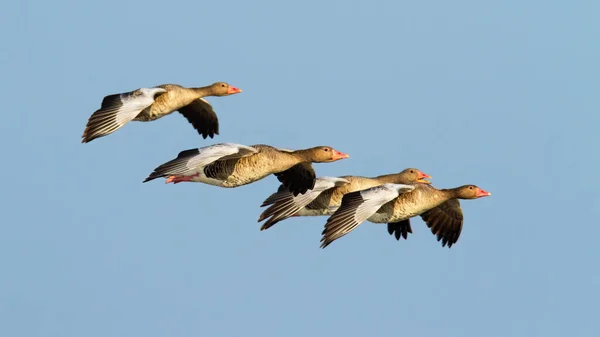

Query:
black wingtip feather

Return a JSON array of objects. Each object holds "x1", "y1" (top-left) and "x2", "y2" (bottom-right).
[
  {"x1": 386, "y1": 220, "x2": 412, "y2": 241},
  {"x1": 420, "y1": 199, "x2": 464, "y2": 249},
  {"x1": 142, "y1": 173, "x2": 161, "y2": 183},
  {"x1": 340, "y1": 191, "x2": 363, "y2": 205},
  {"x1": 259, "y1": 217, "x2": 281, "y2": 231},
  {"x1": 100, "y1": 93, "x2": 123, "y2": 109},
  {"x1": 177, "y1": 149, "x2": 200, "y2": 158}
]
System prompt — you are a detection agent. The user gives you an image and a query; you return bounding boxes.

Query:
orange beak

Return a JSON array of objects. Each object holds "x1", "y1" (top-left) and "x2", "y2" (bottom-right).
[
  {"x1": 227, "y1": 86, "x2": 242, "y2": 94},
  {"x1": 476, "y1": 188, "x2": 492, "y2": 197},
  {"x1": 331, "y1": 149, "x2": 350, "y2": 161},
  {"x1": 417, "y1": 170, "x2": 432, "y2": 184}
]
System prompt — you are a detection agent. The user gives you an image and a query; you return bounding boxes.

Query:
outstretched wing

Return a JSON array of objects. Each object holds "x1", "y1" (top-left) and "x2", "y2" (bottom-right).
[
  {"x1": 143, "y1": 143, "x2": 257, "y2": 183},
  {"x1": 320, "y1": 184, "x2": 415, "y2": 248},
  {"x1": 420, "y1": 199, "x2": 464, "y2": 248},
  {"x1": 178, "y1": 98, "x2": 219, "y2": 139},
  {"x1": 82, "y1": 87, "x2": 166, "y2": 143},
  {"x1": 274, "y1": 162, "x2": 317, "y2": 196},
  {"x1": 258, "y1": 177, "x2": 349, "y2": 230}
]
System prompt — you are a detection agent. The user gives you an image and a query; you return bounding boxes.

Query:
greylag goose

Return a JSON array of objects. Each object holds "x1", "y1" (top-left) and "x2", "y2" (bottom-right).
[
  {"x1": 143, "y1": 143, "x2": 349, "y2": 195},
  {"x1": 320, "y1": 183, "x2": 491, "y2": 248},
  {"x1": 81, "y1": 82, "x2": 242, "y2": 143},
  {"x1": 257, "y1": 168, "x2": 432, "y2": 230}
]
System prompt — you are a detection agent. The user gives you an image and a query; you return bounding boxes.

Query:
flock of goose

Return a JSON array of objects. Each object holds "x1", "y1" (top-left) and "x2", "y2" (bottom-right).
[{"x1": 82, "y1": 81, "x2": 491, "y2": 249}]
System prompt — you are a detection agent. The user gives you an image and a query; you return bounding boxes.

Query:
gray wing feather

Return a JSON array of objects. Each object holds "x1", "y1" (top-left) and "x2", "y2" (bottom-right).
[
  {"x1": 320, "y1": 184, "x2": 414, "y2": 248},
  {"x1": 258, "y1": 177, "x2": 349, "y2": 230},
  {"x1": 143, "y1": 143, "x2": 257, "y2": 182},
  {"x1": 82, "y1": 87, "x2": 166, "y2": 143}
]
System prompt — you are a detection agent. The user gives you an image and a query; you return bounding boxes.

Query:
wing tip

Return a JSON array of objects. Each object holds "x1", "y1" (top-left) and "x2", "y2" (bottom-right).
[
  {"x1": 80, "y1": 131, "x2": 102, "y2": 143},
  {"x1": 142, "y1": 172, "x2": 161, "y2": 183},
  {"x1": 259, "y1": 221, "x2": 274, "y2": 231},
  {"x1": 319, "y1": 236, "x2": 333, "y2": 249}
]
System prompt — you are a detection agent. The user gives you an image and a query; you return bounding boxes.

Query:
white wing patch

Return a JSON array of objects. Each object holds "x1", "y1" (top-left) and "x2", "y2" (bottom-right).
[
  {"x1": 143, "y1": 142, "x2": 259, "y2": 183},
  {"x1": 316, "y1": 176, "x2": 350, "y2": 188},
  {"x1": 276, "y1": 176, "x2": 349, "y2": 212},
  {"x1": 257, "y1": 176, "x2": 350, "y2": 229},
  {"x1": 186, "y1": 143, "x2": 258, "y2": 169},
  {"x1": 82, "y1": 87, "x2": 166, "y2": 143},
  {"x1": 114, "y1": 88, "x2": 167, "y2": 125},
  {"x1": 353, "y1": 183, "x2": 415, "y2": 223},
  {"x1": 321, "y1": 183, "x2": 416, "y2": 246}
]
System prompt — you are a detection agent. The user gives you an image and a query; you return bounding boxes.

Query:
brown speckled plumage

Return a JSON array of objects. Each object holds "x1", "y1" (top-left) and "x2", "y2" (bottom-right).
[
  {"x1": 144, "y1": 144, "x2": 348, "y2": 195},
  {"x1": 82, "y1": 82, "x2": 240, "y2": 143},
  {"x1": 321, "y1": 183, "x2": 490, "y2": 248},
  {"x1": 258, "y1": 168, "x2": 429, "y2": 230}
]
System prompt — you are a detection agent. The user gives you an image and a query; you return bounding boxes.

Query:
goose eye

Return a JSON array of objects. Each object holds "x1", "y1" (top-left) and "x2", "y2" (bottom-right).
[
  {"x1": 324, "y1": 148, "x2": 329, "y2": 152},
  {"x1": 410, "y1": 170, "x2": 414, "y2": 173}
]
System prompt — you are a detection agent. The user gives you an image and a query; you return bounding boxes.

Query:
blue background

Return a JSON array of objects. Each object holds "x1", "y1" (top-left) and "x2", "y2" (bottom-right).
[{"x1": 1, "y1": 1, "x2": 598, "y2": 336}]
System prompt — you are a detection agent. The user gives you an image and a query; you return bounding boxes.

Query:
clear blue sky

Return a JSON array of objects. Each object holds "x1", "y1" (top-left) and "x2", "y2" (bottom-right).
[{"x1": 1, "y1": 1, "x2": 598, "y2": 336}]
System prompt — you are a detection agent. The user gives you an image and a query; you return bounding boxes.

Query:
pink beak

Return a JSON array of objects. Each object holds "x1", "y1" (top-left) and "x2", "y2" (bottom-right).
[
  {"x1": 331, "y1": 149, "x2": 350, "y2": 160},
  {"x1": 476, "y1": 188, "x2": 492, "y2": 197},
  {"x1": 227, "y1": 86, "x2": 242, "y2": 94},
  {"x1": 416, "y1": 171, "x2": 432, "y2": 184}
]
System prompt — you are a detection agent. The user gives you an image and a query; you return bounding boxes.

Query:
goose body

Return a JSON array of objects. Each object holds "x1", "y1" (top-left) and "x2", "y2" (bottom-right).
[
  {"x1": 320, "y1": 183, "x2": 491, "y2": 248},
  {"x1": 81, "y1": 82, "x2": 241, "y2": 143},
  {"x1": 143, "y1": 143, "x2": 349, "y2": 195},
  {"x1": 258, "y1": 168, "x2": 431, "y2": 230}
]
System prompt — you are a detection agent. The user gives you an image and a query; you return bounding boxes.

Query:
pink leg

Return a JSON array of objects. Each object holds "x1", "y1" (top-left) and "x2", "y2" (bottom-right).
[{"x1": 165, "y1": 174, "x2": 199, "y2": 184}]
